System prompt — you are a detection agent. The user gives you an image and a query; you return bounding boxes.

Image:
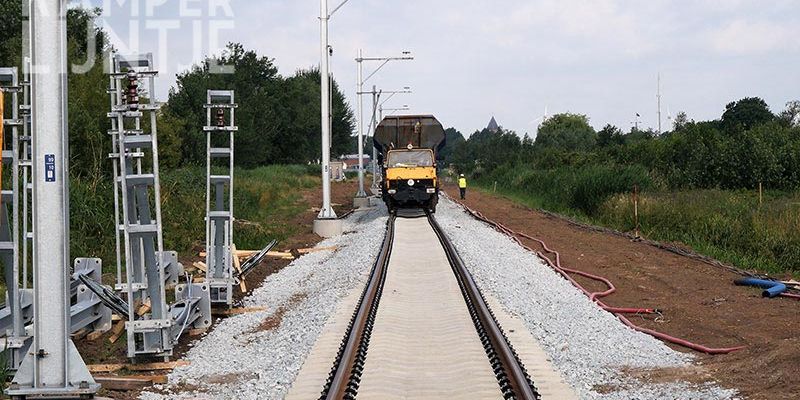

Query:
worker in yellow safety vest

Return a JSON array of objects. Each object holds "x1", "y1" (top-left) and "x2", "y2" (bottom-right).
[{"x1": 458, "y1": 174, "x2": 467, "y2": 200}]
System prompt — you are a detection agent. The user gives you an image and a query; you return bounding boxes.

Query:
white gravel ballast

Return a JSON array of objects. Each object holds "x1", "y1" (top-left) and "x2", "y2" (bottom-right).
[
  {"x1": 434, "y1": 197, "x2": 738, "y2": 400},
  {"x1": 141, "y1": 196, "x2": 737, "y2": 400},
  {"x1": 140, "y1": 207, "x2": 388, "y2": 400}
]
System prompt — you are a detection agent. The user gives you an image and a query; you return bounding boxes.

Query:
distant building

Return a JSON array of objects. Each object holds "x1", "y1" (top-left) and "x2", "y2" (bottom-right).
[
  {"x1": 339, "y1": 154, "x2": 372, "y2": 170},
  {"x1": 487, "y1": 116, "x2": 500, "y2": 132}
]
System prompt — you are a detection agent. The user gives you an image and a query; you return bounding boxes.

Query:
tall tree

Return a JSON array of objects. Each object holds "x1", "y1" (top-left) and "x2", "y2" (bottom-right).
[
  {"x1": 721, "y1": 97, "x2": 774, "y2": 132},
  {"x1": 534, "y1": 113, "x2": 597, "y2": 151},
  {"x1": 438, "y1": 127, "x2": 465, "y2": 165},
  {"x1": 673, "y1": 111, "x2": 689, "y2": 131},
  {"x1": 779, "y1": 100, "x2": 800, "y2": 128},
  {"x1": 166, "y1": 43, "x2": 354, "y2": 166},
  {"x1": 597, "y1": 124, "x2": 623, "y2": 147}
]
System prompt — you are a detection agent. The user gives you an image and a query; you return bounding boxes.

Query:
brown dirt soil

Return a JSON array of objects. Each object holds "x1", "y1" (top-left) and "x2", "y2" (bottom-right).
[
  {"x1": 248, "y1": 292, "x2": 308, "y2": 334},
  {"x1": 77, "y1": 179, "x2": 359, "y2": 399},
  {"x1": 446, "y1": 185, "x2": 800, "y2": 400}
]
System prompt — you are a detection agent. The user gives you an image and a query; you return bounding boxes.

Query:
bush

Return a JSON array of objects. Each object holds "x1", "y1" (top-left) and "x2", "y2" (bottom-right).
[
  {"x1": 483, "y1": 164, "x2": 652, "y2": 215},
  {"x1": 70, "y1": 165, "x2": 316, "y2": 273},
  {"x1": 596, "y1": 189, "x2": 800, "y2": 274}
]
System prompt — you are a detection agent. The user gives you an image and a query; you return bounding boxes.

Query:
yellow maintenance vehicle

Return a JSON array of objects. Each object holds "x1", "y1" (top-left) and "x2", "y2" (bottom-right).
[{"x1": 373, "y1": 115, "x2": 446, "y2": 213}]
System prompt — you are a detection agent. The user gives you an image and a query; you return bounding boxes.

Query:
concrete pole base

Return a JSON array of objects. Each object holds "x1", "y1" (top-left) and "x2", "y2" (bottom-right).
[
  {"x1": 313, "y1": 218, "x2": 343, "y2": 238},
  {"x1": 353, "y1": 196, "x2": 371, "y2": 208}
]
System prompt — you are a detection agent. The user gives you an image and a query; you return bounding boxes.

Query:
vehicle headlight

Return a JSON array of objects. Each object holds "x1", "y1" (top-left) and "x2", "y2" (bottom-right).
[
  {"x1": 407, "y1": 179, "x2": 415, "y2": 186},
  {"x1": 388, "y1": 189, "x2": 397, "y2": 194}
]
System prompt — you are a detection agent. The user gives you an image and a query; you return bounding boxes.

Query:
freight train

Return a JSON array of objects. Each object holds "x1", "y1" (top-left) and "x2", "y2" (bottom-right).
[{"x1": 373, "y1": 115, "x2": 446, "y2": 213}]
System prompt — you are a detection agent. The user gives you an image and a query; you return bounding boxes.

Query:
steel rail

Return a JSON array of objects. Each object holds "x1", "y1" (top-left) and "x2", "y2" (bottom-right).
[
  {"x1": 321, "y1": 214, "x2": 396, "y2": 400},
  {"x1": 428, "y1": 213, "x2": 540, "y2": 400},
  {"x1": 321, "y1": 211, "x2": 538, "y2": 399}
]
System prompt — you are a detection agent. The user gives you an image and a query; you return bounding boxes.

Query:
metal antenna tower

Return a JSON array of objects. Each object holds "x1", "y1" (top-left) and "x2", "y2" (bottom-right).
[
  {"x1": 204, "y1": 90, "x2": 237, "y2": 306},
  {"x1": 657, "y1": 73, "x2": 662, "y2": 135}
]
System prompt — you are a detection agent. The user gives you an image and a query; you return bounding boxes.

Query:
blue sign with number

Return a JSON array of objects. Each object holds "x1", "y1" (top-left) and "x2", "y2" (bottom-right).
[{"x1": 45, "y1": 154, "x2": 55, "y2": 182}]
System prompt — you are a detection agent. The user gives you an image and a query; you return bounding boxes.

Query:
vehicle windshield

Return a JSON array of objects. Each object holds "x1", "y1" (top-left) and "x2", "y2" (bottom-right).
[{"x1": 386, "y1": 150, "x2": 434, "y2": 168}]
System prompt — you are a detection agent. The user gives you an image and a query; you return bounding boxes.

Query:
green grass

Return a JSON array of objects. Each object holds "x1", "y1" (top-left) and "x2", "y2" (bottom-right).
[
  {"x1": 70, "y1": 165, "x2": 317, "y2": 274},
  {"x1": 482, "y1": 164, "x2": 653, "y2": 215},
  {"x1": 477, "y1": 171, "x2": 800, "y2": 276},
  {"x1": 596, "y1": 189, "x2": 800, "y2": 275}
]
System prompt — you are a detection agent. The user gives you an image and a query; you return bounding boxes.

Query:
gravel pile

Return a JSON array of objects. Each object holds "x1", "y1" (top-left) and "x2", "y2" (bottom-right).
[
  {"x1": 140, "y1": 206, "x2": 388, "y2": 400},
  {"x1": 434, "y1": 197, "x2": 739, "y2": 400}
]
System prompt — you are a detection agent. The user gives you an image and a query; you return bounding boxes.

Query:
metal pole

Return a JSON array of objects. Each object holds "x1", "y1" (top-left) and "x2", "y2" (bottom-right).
[
  {"x1": 657, "y1": 73, "x2": 662, "y2": 135},
  {"x1": 355, "y1": 50, "x2": 367, "y2": 198},
  {"x1": 22, "y1": 0, "x2": 32, "y2": 291},
  {"x1": 318, "y1": 0, "x2": 335, "y2": 219},
  {"x1": 372, "y1": 87, "x2": 379, "y2": 188},
  {"x1": 8, "y1": 0, "x2": 98, "y2": 396}
]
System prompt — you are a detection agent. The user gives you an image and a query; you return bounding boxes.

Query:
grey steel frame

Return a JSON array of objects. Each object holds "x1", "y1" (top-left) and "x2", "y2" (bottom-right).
[
  {"x1": 69, "y1": 258, "x2": 112, "y2": 335},
  {"x1": 0, "y1": 67, "x2": 31, "y2": 372},
  {"x1": 108, "y1": 53, "x2": 210, "y2": 360},
  {"x1": 109, "y1": 53, "x2": 173, "y2": 359},
  {"x1": 204, "y1": 90, "x2": 237, "y2": 306},
  {"x1": 2, "y1": 43, "x2": 108, "y2": 379},
  {"x1": 1, "y1": 258, "x2": 111, "y2": 339},
  {"x1": 7, "y1": 1, "x2": 99, "y2": 397}
]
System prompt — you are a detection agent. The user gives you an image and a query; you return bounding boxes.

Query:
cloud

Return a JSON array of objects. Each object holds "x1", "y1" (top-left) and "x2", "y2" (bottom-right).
[
  {"x1": 708, "y1": 20, "x2": 800, "y2": 56},
  {"x1": 81, "y1": 0, "x2": 800, "y2": 136}
]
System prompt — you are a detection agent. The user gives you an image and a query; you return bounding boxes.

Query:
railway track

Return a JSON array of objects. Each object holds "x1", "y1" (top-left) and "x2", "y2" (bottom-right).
[{"x1": 318, "y1": 211, "x2": 540, "y2": 400}]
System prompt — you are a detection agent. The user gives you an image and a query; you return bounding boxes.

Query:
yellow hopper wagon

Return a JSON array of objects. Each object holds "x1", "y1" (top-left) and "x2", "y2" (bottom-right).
[{"x1": 373, "y1": 115, "x2": 446, "y2": 213}]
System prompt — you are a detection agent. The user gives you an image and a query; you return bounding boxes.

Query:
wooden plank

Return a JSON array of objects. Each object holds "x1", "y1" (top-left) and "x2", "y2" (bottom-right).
[
  {"x1": 72, "y1": 328, "x2": 89, "y2": 340},
  {"x1": 89, "y1": 364, "x2": 125, "y2": 373},
  {"x1": 86, "y1": 330, "x2": 106, "y2": 341},
  {"x1": 192, "y1": 261, "x2": 207, "y2": 273},
  {"x1": 127, "y1": 360, "x2": 190, "y2": 371},
  {"x1": 268, "y1": 252, "x2": 295, "y2": 260},
  {"x1": 126, "y1": 374, "x2": 168, "y2": 384},
  {"x1": 108, "y1": 320, "x2": 126, "y2": 344},
  {"x1": 232, "y1": 244, "x2": 246, "y2": 293},
  {"x1": 296, "y1": 246, "x2": 338, "y2": 254},
  {"x1": 94, "y1": 376, "x2": 152, "y2": 391},
  {"x1": 188, "y1": 328, "x2": 207, "y2": 336},
  {"x1": 136, "y1": 303, "x2": 151, "y2": 316},
  {"x1": 212, "y1": 306, "x2": 267, "y2": 316},
  {"x1": 200, "y1": 250, "x2": 293, "y2": 260}
]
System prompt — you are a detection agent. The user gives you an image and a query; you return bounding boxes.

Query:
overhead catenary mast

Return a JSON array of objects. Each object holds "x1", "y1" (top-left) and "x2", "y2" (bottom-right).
[
  {"x1": 314, "y1": 0, "x2": 350, "y2": 238},
  {"x1": 657, "y1": 72, "x2": 662, "y2": 135}
]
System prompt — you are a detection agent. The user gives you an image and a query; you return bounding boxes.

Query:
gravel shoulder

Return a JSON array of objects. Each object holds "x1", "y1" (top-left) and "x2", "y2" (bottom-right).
[
  {"x1": 143, "y1": 188, "x2": 742, "y2": 400},
  {"x1": 435, "y1": 196, "x2": 738, "y2": 400},
  {"x1": 140, "y1": 205, "x2": 388, "y2": 400},
  {"x1": 450, "y1": 185, "x2": 799, "y2": 400}
]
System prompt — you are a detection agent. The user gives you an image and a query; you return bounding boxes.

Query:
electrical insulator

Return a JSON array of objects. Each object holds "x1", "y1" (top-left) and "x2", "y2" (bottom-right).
[
  {"x1": 216, "y1": 108, "x2": 225, "y2": 128},
  {"x1": 126, "y1": 71, "x2": 139, "y2": 109}
]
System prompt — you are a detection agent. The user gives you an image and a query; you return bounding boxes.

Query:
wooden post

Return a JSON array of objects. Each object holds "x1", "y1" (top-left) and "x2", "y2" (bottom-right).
[
  {"x1": 758, "y1": 182, "x2": 763, "y2": 206},
  {"x1": 493, "y1": 181, "x2": 497, "y2": 192},
  {"x1": 634, "y1": 186, "x2": 640, "y2": 239}
]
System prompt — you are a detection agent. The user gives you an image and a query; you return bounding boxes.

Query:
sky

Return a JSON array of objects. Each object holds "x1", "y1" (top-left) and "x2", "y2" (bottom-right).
[{"x1": 79, "y1": 0, "x2": 800, "y2": 137}]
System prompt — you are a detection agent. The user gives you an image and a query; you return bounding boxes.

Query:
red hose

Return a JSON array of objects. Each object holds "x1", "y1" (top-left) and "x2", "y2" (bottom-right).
[
  {"x1": 780, "y1": 293, "x2": 800, "y2": 300},
  {"x1": 456, "y1": 200, "x2": 745, "y2": 354}
]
